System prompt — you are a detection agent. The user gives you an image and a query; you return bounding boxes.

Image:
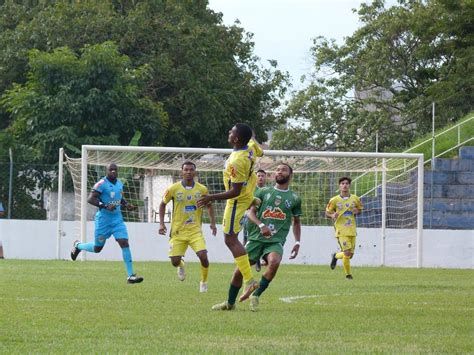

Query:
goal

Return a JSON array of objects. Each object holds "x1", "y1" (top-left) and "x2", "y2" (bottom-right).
[{"x1": 58, "y1": 145, "x2": 424, "y2": 266}]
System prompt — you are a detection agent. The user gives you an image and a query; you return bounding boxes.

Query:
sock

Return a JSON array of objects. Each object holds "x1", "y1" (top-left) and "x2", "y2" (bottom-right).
[
  {"x1": 234, "y1": 254, "x2": 253, "y2": 283},
  {"x1": 121, "y1": 247, "x2": 134, "y2": 277},
  {"x1": 342, "y1": 255, "x2": 351, "y2": 275},
  {"x1": 228, "y1": 284, "x2": 241, "y2": 305},
  {"x1": 336, "y1": 252, "x2": 344, "y2": 259},
  {"x1": 179, "y1": 259, "x2": 185, "y2": 268},
  {"x1": 200, "y1": 265, "x2": 209, "y2": 283},
  {"x1": 78, "y1": 242, "x2": 95, "y2": 252},
  {"x1": 253, "y1": 275, "x2": 271, "y2": 297}
]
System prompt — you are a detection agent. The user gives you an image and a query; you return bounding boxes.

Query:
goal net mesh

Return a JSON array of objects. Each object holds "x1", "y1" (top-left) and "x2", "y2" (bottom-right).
[{"x1": 64, "y1": 147, "x2": 421, "y2": 266}]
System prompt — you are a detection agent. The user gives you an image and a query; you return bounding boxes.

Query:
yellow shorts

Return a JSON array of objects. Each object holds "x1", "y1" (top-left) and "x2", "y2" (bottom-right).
[
  {"x1": 169, "y1": 231, "x2": 207, "y2": 257},
  {"x1": 337, "y1": 236, "x2": 356, "y2": 253},
  {"x1": 222, "y1": 197, "x2": 252, "y2": 236}
]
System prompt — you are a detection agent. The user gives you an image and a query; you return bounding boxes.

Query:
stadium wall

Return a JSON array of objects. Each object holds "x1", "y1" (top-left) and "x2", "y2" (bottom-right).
[{"x1": 0, "y1": 220, "x2": 472, "y2": 268}]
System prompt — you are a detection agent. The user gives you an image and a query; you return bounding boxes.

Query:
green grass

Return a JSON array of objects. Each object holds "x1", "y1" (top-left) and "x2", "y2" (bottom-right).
[
  {"x1": 401, "y1": 111, "x2": 474, "y2": 161},
  {"x1": 1, "y1": 260, "x2": 472, "y2": 353}
]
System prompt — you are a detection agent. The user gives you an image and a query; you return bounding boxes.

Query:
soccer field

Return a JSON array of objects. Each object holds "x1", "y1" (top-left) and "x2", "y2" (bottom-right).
[{"x1": 1, "y1": 260, "x2": 472, "y2": 353}]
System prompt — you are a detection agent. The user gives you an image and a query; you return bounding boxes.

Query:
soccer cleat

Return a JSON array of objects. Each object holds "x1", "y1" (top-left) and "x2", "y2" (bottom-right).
[
  {"x1": 211, "y1": 301, "x2": 235, "y2": 311},
  {"x1": 346, "y1": 274, "x2": 353, "y2": 280},
  {"x1": 330, "y1": 253, "x2": 337, "y2": 270},
  {"x1": 177, "y1": 263, "x2": 186, "y2": 281},
  {"x1": 199, "y1": 281, "x2": 208, "y2": 293},
  {"x1": 255, "y1": 259, "x2": 261, "y2": 272},
  {"x1": 239, "y1": 279, "x2": 259, "y2": 302},
  {"x1": 127, "y1": 274, "x2": 144, "y2": 284},
  {"x1": 70, "y1": 240, "x2": 81, "y2": 261},
  {"x1": 249, "y1": 295, "x2": 259, "y2": 312}
]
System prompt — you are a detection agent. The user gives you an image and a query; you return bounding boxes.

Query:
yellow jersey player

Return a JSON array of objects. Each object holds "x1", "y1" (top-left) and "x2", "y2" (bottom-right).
[
  {"x1": 197, "y1": 123, "x2": 263, "y2": 302},
  {"x1": 326, "y1": 176, "x2": 363, "y2": 280},
  {"x1": 159, "y1": 161, "x2": 217, "y2": 293}
]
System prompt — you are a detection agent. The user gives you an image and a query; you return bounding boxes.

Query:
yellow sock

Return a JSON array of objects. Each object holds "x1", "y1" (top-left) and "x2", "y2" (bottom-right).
[
  {"x1": 336, "y1": 252, "x2": 344, "y2": 259},
  {"x1": 235, "y1": 254, "x2": 253, "y2": 283},
  {"x1": 201, "y1": 265, "x2": 209, "y2": 283},
  {"x1": 342, "y1": 255, "x2": 351, "y2": 275},
  {"x1": 179, "y1": 259, "x2": 185, "y2": 268}
]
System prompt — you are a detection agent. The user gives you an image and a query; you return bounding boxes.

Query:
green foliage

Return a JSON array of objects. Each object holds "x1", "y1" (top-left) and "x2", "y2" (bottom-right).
[
  {"x1": 275, "y1": 0, "x2": 473, "y2": 152},
  {"x1": 1, "y1": 260, "x2": 472, "y2": 353},
  {"x1": 399, "y1": 111, "x2": 474, "y2": 162},
  {"x1": 1, "y1": 41, "x2": 167, "y2": 164},
  {"x1": 0, "y1": 0, "x2": 288, "y2": 153}
]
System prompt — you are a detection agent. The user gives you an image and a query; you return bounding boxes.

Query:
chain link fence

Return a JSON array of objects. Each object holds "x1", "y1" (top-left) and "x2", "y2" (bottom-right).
[{"x1": 0, "y1": 161, "x2": 64, "y2": 220}]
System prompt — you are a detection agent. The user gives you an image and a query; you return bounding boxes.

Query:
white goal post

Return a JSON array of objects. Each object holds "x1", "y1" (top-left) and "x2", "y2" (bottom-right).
[{"x1": 58, "y1": 145, "x2": 424, "y2": 267}]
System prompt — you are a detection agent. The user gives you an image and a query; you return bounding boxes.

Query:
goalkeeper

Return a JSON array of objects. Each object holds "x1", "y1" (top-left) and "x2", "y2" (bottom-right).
[
  {"x1": 326, "y1": 176, "x2": 363, "y2": 280},
  {"x1": 70, "y1": 163, "x2": 143, "y2": 284}
]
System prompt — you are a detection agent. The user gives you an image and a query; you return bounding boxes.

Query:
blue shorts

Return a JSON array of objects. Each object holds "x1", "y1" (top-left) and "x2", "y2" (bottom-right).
[{"x1": 94, "y1": 214, "x2": 128, "y2": 246}]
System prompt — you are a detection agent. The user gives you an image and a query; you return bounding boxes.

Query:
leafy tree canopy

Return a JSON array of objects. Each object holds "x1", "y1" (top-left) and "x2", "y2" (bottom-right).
[
  {"x1": 272, "y1": 0, "x2": 473, "y2": 152},
  {"x1": 0, "y1": 0, "x2": 289, "y2": 163}
]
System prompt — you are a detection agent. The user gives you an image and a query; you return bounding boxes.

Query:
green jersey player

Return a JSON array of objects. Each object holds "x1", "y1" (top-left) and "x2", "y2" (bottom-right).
[{"x1": 212, "y1": 163, "x2": 302, "y2": 312}]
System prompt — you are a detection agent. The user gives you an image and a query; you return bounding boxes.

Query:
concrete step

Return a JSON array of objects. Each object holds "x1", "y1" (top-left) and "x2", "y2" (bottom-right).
[
  {"x1": 432, "y1": 157, "x2": 474, "y2": 171},
  {"x1": 424, "y1": 184, "x2": 474, "y2": 198},
  {"x1": 424, "y1": 171, "x2": 474, "y2": 185},
  {"x1": 424, "y1": 198, "x2": 474, "y2": 212},
  {"x1": 459, "y1": 146, "x2": 474, "y2": 160}
]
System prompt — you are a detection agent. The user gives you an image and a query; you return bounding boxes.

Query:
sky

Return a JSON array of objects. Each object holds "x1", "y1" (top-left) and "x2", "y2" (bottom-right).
[{"x1": 207, "y1": 0, "x2": 367, "y2": 90}]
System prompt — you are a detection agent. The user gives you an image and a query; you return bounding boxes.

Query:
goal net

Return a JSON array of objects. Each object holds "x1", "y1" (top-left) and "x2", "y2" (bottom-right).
[{"x1": 61, "y1": 145, "x2": 423, "y2": 267}]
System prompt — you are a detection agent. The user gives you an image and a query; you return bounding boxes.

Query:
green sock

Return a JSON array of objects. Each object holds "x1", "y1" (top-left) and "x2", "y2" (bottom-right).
[
  {"x1": 253, "y1": 275, "x2": 270, "y2": 297},
  {"x1": 228, "y1": 284, "x2": 241, "y2": 305}
]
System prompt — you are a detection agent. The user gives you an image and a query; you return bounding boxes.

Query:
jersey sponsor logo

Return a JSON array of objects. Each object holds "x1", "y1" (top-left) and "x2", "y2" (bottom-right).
[
  {"x1": 185, "y1": 205, "x2": 197, "y2": 212},
  {"x1": 194, "y1": 192, "x2": 202, "y2": 199},
  {"x1": 176, "y1": 192, "x2": 184, "y2": 202},
  {"x1": 337, "y1": 202, "x2": 343, "y2": 209},
  {"x1": 262, "y1": 207, "x2": 286, "y2": 220},
  {"x1": 343, "y1": 211, "x2": 353, "y2": 216},
  {"x1": 344, "y1": 218, "x2": 353, "y2": 226},
  {"x1": 285, "y1": 200, "x2": 291, "y2": 209},
  {"x1": 110, "y1": 191, "x2": 116, "y2": 198},
  {"x1": 184, "y1": 216, "x2": 195, "y2": 224},
  {"x1": 186, "y1": 195, "x2": 192, "y2": 201}
]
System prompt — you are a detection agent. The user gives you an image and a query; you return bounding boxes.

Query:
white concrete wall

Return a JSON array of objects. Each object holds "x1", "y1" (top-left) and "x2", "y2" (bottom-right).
[{"x1": 0, "y1": 220, "x2": 472, "y2": 268}]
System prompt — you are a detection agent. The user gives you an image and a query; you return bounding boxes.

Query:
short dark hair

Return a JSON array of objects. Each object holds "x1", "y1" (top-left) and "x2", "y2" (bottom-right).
[
  {"x1": 339, "y1": 176, "x2": 351, "y2": 184},
  {"x1": 181, "y1": 161, "x2": 196, "y2": 170},
  {"x1": 234, "y1": 123, "x2": 253, "y2": 145},
  {"x1": 256, "y1": 169, "x2": 266, "y2": 175},
  {"x1": 278, "y1": 163, "x2": 293, "y2": 175}
]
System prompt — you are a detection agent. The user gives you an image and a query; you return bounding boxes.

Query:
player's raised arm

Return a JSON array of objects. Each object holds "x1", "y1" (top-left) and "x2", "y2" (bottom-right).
[{"x1": 197, "y1": 182, "x2": 243, "y2": 207}]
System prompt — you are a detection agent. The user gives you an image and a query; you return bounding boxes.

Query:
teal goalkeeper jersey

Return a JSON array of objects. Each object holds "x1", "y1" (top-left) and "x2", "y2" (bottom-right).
[{"x1": 248, "y1": 186, "x2": 302, "y2": 244}]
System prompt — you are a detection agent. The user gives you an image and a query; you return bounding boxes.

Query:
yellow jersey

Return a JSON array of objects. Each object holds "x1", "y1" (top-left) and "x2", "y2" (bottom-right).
[
  {"x1": 223, "y1": 139, "x2": 263, "y2": 202},
  {"x1": 162, "y1": 181, "x2": 209, "y2": 236},
  {"x1": 326, "y1": 194, "x2": 363, "y2": 238}
]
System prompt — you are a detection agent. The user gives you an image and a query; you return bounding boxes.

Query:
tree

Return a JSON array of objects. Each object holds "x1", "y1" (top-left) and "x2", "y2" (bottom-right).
[
  {"x1": 273, "y1": 0, "x2": 473, "y2": 151},
  {"x1": 2, "y1": 41, "x2": 167, "y2": 164},
  {"x1": 0, "y1": 0, "x2": 288, "y2": 150}
]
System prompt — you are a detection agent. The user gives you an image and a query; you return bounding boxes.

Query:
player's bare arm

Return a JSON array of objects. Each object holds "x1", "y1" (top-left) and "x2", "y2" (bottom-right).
[
  {"x1": 207, "y1": 203, "x2": 217, "y2": 236},
  {"x1": 158, "y1": 201, "x2": 167, "y2": 235},
  {"x1": 289, "y1": 216, "x2": 301, "y2": 259},
  {"x1": 247, "y1": 205, "x2": 271, "y2": 237},
  {"x1": 196, "y1": 182, "x2": 243, "y2": 208},
  {"x1": 121, "y1": 198, "x2": 136, "y2": 211},
  {"x1": 88, "y1": 190, "x2": 115, "y2": 211}
]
